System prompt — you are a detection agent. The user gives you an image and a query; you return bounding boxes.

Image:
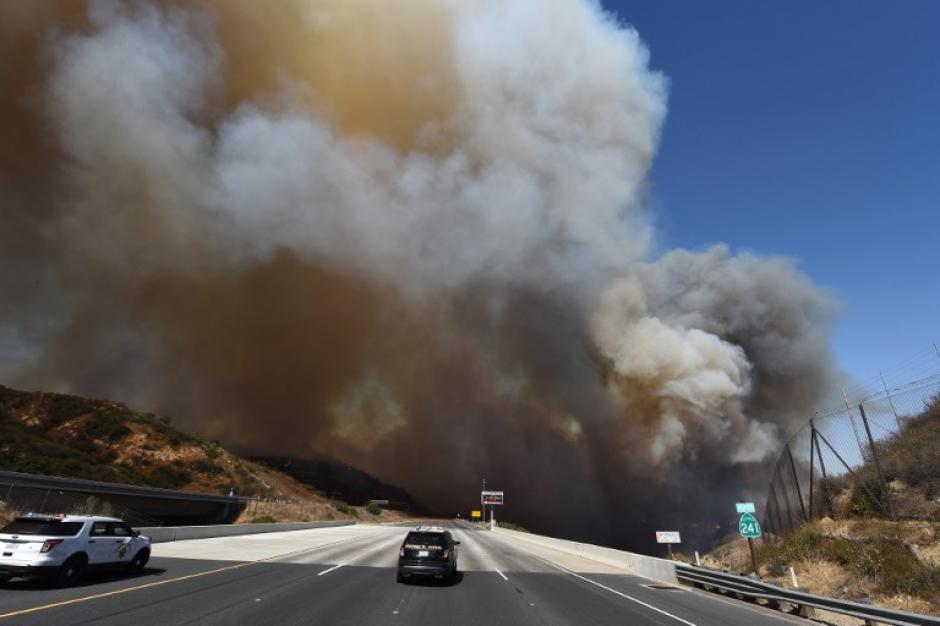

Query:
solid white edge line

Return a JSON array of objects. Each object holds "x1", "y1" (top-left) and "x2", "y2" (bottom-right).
[
  {"x1": 317, "y1": 563, "x2": 344, "y2": 576},
  {"x1": 533, "y1": 556, "x2": 697, "y2": 626},
  {"x1": 495, "y1": 569, "x2": 508, "y2": 581}
]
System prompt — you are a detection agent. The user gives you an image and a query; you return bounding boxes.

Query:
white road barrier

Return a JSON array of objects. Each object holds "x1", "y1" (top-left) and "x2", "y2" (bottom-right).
[
  {"x1": 492, "y1": 526, "x2": 679, "y2": 585},
  {"x1": 139, "y1": 520, "x2": 355, "y2": 543}
]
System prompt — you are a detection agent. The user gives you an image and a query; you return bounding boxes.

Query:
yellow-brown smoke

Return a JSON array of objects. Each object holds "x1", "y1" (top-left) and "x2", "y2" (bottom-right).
[{"x1": 208, "y1": 0, "x2": 460, "y2": 151}]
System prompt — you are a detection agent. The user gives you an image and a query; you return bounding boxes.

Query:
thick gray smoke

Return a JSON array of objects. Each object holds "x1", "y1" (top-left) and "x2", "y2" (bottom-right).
[{"x1": 0, "y1": 0, "x2": 839, "y2": 549}]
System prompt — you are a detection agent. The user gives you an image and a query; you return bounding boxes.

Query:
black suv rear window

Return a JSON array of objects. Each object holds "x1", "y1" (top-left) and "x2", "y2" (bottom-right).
[
  {"x1": 404, "y1": 532, "x2": 447, "y2": 548},
  {"x1": 1, "y1": 519, "x2": 84, "y2": 537}
]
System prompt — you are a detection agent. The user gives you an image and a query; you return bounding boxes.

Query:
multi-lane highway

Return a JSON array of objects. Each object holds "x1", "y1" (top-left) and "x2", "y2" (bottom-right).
[{"x1": 0, "y1": 522, "x2": 810, "y2": 625}]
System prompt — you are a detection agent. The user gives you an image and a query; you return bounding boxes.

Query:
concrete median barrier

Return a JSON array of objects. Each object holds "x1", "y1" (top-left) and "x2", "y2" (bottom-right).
[
  {"x1": 493, "y1": 526, "x2": 678, "y2": 585},
  {"x1": 139, "y1": 520, "x2": 355, "y2": 543}
]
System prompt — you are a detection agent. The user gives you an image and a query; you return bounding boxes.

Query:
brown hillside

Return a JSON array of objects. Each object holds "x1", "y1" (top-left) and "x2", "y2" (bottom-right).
[{"x1": 0, "y1": 384, "x2": 408, "y2": 524}]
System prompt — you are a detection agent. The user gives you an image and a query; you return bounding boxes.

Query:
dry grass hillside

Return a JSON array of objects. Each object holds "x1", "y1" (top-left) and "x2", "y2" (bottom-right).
[
  {"x1": 703, "y1": 394, "x2": 940, "y2": 618},
  {"x1": 703, "y1": 519, "x2": 940, "y2": 617},
  {"x1": 0, "y1": 384, "x2": 410, "y2": 524}
]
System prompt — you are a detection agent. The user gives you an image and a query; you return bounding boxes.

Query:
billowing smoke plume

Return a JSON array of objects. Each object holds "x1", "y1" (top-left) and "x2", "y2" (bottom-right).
[{"x1": 1, "y1": 0, "x2": 838, "y2": 548}]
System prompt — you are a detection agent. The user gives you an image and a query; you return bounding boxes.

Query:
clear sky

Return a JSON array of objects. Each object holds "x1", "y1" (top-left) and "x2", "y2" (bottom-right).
[{"x1": 601, "y1": 0, "x2": 940, "y2": 388}]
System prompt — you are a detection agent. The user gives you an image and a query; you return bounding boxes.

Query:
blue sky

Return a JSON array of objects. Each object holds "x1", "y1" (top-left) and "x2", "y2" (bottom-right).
[{"x1": 601, "y1": 0, "x2": 940, "y2": 388}]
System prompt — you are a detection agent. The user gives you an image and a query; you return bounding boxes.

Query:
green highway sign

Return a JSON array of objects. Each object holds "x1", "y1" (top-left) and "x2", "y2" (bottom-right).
[{"x1": 738, "y1": 512, "x2": 761, "y2": 538}]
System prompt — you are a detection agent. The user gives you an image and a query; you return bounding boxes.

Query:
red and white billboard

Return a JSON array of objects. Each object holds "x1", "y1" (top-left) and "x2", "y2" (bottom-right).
[{"x1": 481, "y1": 491, "x2": 504, "y2": 506}]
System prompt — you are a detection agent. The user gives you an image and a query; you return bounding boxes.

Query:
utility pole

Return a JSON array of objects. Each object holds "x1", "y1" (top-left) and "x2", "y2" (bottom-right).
[
  {"x1": 934, "y1": 342, "x2": 940, "y2": 360},
  {"x1": 481, "y1": 478, "x2": 486, "y2": 526}
]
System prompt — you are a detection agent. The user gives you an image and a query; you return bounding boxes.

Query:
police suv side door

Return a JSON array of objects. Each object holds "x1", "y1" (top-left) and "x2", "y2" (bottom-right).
[
  {"x1": 86, "y1": 521, "x2": 111, "y2": 564},
  {"x1": 107, "y1": 523, "x2": 134, "y2": 564}
]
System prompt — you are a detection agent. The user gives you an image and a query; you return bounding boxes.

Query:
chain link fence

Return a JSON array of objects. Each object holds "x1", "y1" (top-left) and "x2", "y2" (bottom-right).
[{"x1": 764, "y1": 345, "x2": 940, "y2": 536}]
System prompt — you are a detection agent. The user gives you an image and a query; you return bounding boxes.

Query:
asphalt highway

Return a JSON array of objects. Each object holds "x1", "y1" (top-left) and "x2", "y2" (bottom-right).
[{"x1": 0, "y1": 522, "x2": 811, "y2": 626}]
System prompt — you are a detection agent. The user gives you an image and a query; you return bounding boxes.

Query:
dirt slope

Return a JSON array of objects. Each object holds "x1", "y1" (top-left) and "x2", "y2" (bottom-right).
[{"x1": 0, "y1": 384, "x2": 411, "y2": 524}]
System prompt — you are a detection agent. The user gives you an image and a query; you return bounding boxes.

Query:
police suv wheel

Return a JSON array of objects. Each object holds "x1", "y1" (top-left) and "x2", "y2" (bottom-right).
[
  {"x1": 131, "y1": 549, "x2": 150, "y2": 572},
  {"x1": 55, "y1": 556, "x2": 85, "y2": 587}
]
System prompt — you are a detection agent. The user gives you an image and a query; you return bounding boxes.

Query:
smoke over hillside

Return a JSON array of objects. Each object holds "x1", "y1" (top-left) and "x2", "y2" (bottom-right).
[{"x1": 0, "y1": 0, "x2": 839, "y2": 547}]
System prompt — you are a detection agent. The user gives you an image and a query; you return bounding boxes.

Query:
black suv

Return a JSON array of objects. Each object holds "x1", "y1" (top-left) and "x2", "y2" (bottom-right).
[{"x1": 397, "y1": 526, "x2": 459, "y2": 583}]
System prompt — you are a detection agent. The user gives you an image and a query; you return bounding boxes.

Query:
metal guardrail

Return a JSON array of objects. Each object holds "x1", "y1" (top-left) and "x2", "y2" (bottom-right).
[
  {"x1": 676, "y1": 564, "x2": 940, "y2": 626},
  {"x1": 0, "y1": 470, "x2": 247, "y2": 504}
]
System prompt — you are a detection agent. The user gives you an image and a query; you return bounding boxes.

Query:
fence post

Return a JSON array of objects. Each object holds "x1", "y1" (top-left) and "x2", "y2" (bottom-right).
[
  {"x1": 808, "y1": 428, "x2": 815, "y2": 520},
  {"x1": 785, "y1": 445, "x2": 808, "y2": 521},
  {"x1": 766, "y1": 483, "x2": 778, "y2": 536},
  {"x1": 879, "y1": 372, "x2": 902, "y2": 430},
  {"x1": 815, "y1": 429, "x2": 890, "y2": 520},
  {"x1": 771, "y1": 483, "x2": 787, "y2": 536},
  {"x1": 811, "y1": 422, "x2": 834, "y2": 518},
  {"x1": 857, "y1": 403, "x2": 895, "y2": 520},
  {"x1": 841, "y1": 388, "x2": 867, "y2": 458}
]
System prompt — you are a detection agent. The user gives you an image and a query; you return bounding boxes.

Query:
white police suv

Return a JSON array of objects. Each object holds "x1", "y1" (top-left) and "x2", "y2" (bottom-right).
[{"x1": 0, "y1": 514, "x2": 151, "y2": 586}]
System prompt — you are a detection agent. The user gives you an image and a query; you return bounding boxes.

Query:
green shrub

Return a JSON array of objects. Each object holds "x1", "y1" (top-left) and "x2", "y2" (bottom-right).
[
  {"x1": 192, "y1": 460, "x2": 223, "y2": 475},
  {"x1": 848, "y1": 479, "x2": 892, "y2": 518},
  {"x1": 201, "y1": 441, "x2": 222, "y2": 460},
  {"x1": 365, "y1": 502, "x2": 382, "y2": 516},
  {"x1": 0, "y1": 421, "x2": 133, "y2": 483},
  {"x1": 880, "y1": 394, "x2": 940, "y2": 490},
  {"x1": 333, "y1": 501, "x2": 358, "y2": 517},
  {"x1": 147, "y1": 466, "x2": 191, "y2": 489},
  {"x1": 83, "y1": 410, "x2": 132, "y2": 442},
  {"x1": 70, "y1": 495, "x2": 113, "y2": 517},
  {"x1": 251, "y1": 515, "x2": 277, "y2": 524},
  {"x1": 46, "y1": 395, "x2": 94, "y2": 427}
]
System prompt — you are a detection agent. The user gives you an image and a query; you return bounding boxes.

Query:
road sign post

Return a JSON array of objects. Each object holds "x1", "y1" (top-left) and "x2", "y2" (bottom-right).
[
  {"x1": 747, "y1": 538, "x2": 759, "y2": 576},
  {"x1": 655, "y1": 531, "x2": 681, "y2": 559},
  {"x1": 481, "y1": 479, "x2": 486, "y2": 527},
  {"x1": 481, "y1": 490, "x2": 503, "y2": 528},
  {"x1": 738, "y1": 511, "x2": 762, "y2": 576}
]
